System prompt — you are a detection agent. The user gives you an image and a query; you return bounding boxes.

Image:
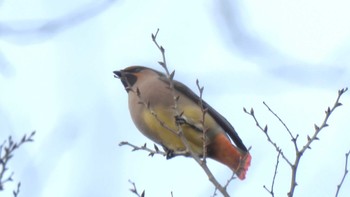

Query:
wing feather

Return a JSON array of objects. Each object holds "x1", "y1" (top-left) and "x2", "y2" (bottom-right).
[{"x1": 155, "y1": 71, "x2": 248, "y2": 152}]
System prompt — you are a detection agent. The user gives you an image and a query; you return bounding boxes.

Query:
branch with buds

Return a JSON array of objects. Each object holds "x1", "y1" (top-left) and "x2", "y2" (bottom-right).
[
  {"x1": 244, "y1": 87, "x2": 348, "y2": 197},
  {"x1": 335, "y1": 149, "x2": 350, "y2": 197},
  {"x1": 128, "y1": 180, "x2": 145, "y2": 197},
  {"x1": 0, "y1": 131, "x2": 35, "y2": 196}
]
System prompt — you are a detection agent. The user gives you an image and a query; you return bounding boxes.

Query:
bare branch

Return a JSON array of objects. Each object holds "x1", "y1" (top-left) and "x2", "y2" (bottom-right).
[
  {"x1": 335, "y1": 150, "x2": 350, "y2": 197},
  {"x1": 224, "y1": 173, "x2": 236, "y2": 189},
  {"x1": 263, "y1": 150, "x2": 281, "y2": 197},
  {"x1": 0, "y1": 131, "x2": 36, "y2": 192},
  {"x1": 211, "y1": 173, "x2": 236, "y2": 197},
  {"x1": 243, "y1": 107, "x2": 292, "y2": 166},
  {"x1": 128, "y1": 180, "x2": 145, "y2": 197},
  {"x1": 245, "y1": 87, "x2": 348, "y2": 197},
  {"x1": 119, "y1": 141, "x2": 167, "y2": 157},
  {"x1": 151, "y1": 29, "x2": 230, "y2": 197},
  {"x1": 288, "y1": 87, "x2": 348, "y2": 197},
  {"x1": 12, "y1": 182, "x2": 20, "y2": 197},
  {"x1": 300, "y1": 87, "x2": 348, "y2": 154},
  {"x1": 196, "y1": 79, "x2": 209, "y2": 163},
  {"x1": 263, "y1": 102, "x2": 299, "y2": 153},
  {"x1": 151, "y1": 29, "x2": 169, "y2": 77}
]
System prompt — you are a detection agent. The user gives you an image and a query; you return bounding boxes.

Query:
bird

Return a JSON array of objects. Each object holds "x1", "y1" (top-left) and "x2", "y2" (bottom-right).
[{"x1": 113, "y1": 66, "x2": 251, "y2": 180}]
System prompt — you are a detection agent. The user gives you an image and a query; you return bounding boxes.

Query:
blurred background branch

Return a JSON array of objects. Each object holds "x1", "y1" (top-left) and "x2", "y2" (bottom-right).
[
  {"x1": 0, "y1": 131, "x2": 35, "y2": 196},
  {"x1": 0, "y1": 0, "x2": 118, "y2": 77},
  {"x1": 215, "y1": 0, "x2": 348, "y2": 88},
  {"x1": 0, "y1": 0, "x2": 117, "y2": 43}
]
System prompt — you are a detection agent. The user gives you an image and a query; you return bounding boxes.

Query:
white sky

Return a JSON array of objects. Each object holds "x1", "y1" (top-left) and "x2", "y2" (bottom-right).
[{"x1": 1, "y1": 0, "x2": 349, "y2": 196}]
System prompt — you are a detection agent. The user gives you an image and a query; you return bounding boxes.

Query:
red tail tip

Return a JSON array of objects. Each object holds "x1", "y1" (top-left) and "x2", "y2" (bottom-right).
[{"x1": 236, "y1": 153, "x2": 252, "y2": 180}]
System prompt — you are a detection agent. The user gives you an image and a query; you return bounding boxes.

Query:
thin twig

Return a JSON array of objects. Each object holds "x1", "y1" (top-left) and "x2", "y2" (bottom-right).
[
  {"x1": 128, "y1": 180, "x2": 145, "y2": 197},
  {"x1": 12, "y1": 182, "x2": 21, "y2": 197},
  {"x1": 0, "y1": 131, "x2": 36, "y2": 191},
  {"x1": 151, "y1": 29, "x2": 230, "y2": 197},
  {"x1": 335, "y1": 150, "x2": 350, "y2": 197},
  {"x1": 288, "y1": 87, "x2": 348, "y2": 197},
  {"x1": 244, "y1": 87, "x2": 348, "y2": 197},
  {"x1": 224, "y1": 173, "x2": 236, "y2": 189},
  {"x1": 263, "y1": 101, "x2": 299, "y2": 153},
  {"x1": 122, "y1": 29, "x2": 232, "y2": 197},
  {"x1": 196, "y1": 79, "x2": 209, "y2": 163},
  {"x1": 211, "y1": 173, "x2": 236, "y2": 197},
  {"x1": 243, "y1": 107, "x2": 292, "y2": 166},
  {"x1": 263, "y1": 150, "x2": 281, "y2": 197},
  {"x1": 119, "y1": 141, "x2": 167, "y2": 157},
  {"x1": 300, "y1": 87, "x2": 348, "y2": 154}
]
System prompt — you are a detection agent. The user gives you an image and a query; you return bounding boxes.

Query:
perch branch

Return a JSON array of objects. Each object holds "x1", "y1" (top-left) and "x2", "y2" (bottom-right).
[
  {"x1": 119, "y1": 142, "x2": 167, "y2": 157},
  {"x1": 151, "y1": 29, "x2": 230, "y2": 197}
]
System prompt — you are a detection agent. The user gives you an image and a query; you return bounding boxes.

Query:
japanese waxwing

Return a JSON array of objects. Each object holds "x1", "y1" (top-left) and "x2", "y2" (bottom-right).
[{"x1": 114, "y1": 66, "x2": 251, "y2": 180}]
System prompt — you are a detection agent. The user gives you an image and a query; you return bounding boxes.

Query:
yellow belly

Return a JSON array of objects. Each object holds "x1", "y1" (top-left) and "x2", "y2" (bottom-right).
[{"x1": 138, "y1": 104, "x2": 217, "y2": 155}]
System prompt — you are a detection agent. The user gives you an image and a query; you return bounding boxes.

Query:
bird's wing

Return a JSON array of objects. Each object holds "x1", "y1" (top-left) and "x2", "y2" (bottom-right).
[{"x1": 158, "y1": 74, "x2": 248, "y2": 152}]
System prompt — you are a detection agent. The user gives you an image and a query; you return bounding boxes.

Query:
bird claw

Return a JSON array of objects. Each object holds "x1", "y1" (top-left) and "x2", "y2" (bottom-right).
[
  {"x1": 161, "y1": 145, "x2": 176, "y2": 159},
  {"x1": 175, "y1": 115, "x2": 187, "y2": 125},
  {"x1": 162, "y1": 145, "x2": 191, "y2": 159},
  {"x1": 175, "y1": 115, "x2": 203, "y2": 132}
]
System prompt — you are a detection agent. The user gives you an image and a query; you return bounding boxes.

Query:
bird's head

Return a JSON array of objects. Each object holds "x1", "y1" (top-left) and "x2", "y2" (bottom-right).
[
  {"x1": 114, "y1": 66, "x2": 142, "y2": 92},
  {"x1": 113, "y1": 66, "x2": 163, "y2": 92}
]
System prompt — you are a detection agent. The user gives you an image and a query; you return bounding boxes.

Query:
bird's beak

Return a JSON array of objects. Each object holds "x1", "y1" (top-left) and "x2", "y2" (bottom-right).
[
  {"x1": 113, "y1": 69, "x2": 133, "y2": 92},
  {"x1": 113, "y1": 70, "x2": 122, "y2": 79}
]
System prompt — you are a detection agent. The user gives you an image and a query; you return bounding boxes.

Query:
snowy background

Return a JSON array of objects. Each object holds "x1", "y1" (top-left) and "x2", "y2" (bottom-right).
[{"x1": 1, "y1": 0, "x2": 349, "y2": 196}]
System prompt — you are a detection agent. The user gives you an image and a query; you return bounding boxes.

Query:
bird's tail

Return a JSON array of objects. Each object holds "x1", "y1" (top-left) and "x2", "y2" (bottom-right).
[
  {"x1": 208, "y1": 134, "x2": 251, "y2": 180},
  {"x1": 234, "y1": 152, "x2": 251, "y2": 180}
]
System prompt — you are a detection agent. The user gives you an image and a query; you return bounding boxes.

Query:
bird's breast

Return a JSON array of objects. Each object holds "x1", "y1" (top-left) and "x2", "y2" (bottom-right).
[{"x1": 126, "y1": 79, "x2": 225, "y2": 155}]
